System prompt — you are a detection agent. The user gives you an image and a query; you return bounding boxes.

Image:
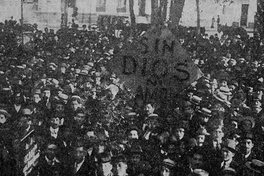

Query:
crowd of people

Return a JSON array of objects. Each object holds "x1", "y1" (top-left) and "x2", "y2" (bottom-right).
[{"x1": 0, "y1": 17, "x2": 264, "y2": 176}]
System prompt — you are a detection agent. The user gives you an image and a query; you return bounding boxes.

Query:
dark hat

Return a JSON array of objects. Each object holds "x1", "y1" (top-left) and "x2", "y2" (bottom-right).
[
  {"x1": 175, "y1": 120, "x2": 189, "y2": 130},
  {"x1": 222, "y1": 139, "x2": 237, "y2": 153},
  {"x1": 113, "y1": 154, "x2": 127, "y2": 163},
  {"x1": 42, "y1": 86, "x2": 51, "y2": 92},
  {"x1": 129, "y1": 144, "x2": 143, "y2": 154},
  {"x1": 239, "y1": 116, "x2": 255, "y2": 128},
  {"x1": 241, "y1": 133, "x2": 254, "y2": 141},
  {"x1": 229, "y1": 80, "x2": 238, "y2": 88},
  {"x1": 182, "y1": 100, "x2": 192, "y2": 108},
  {"x1": 126, "y1": 125, "x2": 139, "y2": 134},
  {"x1": 97, "y1": 152, "x2": 112, "y2": 163},
  {"x1": 245, "y1": 159, "x2": 264, "y2": 174},
  {"x1": 33, "y1": 89, "x2": 41, "y2": 95}
]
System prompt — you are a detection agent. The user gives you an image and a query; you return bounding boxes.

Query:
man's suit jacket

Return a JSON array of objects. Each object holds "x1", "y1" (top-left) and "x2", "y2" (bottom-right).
[
  {"x1": 36, "y1": 155, "x2": 66, "y2": 176},
  {"x1": 67, "y1": 157, "x2": 96, "y2": 176}
]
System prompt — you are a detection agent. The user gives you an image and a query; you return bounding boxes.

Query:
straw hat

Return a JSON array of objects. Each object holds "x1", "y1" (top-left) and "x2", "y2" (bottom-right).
[{"x1": 245, "y1": 159, "x2": 264, "y2": 174}]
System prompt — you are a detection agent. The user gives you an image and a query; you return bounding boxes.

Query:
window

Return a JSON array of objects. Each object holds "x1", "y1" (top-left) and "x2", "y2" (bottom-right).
[
  {"x1": 139, "y1": 0, "x2": 146, "y2": 16},
  {"x1": 222, "y1": 5, "x2": 226, "y2": 15},
  {"x1": 117, "y1": 0, "x2": 126, "y2": 13},
  {"x1": 96, "y1": 0, "x2": 106, "y2": 12}
]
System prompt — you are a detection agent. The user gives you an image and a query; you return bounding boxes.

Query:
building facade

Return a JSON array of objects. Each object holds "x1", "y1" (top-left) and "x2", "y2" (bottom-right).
[
  {"x1": 180, "y1": 0, "x2": 257, "y2": 30},
  {"x1": 0, "y1": 0, "x2": 258, "y2": 32}
]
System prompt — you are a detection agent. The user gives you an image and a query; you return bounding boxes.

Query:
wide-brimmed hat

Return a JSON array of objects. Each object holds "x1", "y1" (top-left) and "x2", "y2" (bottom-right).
[
  {"x1": 239, "y1": 116, "x2": 255, "y2": 128},
  {"x1": 197, "y1": 107, "x2": 212, "y2": 117},
  {"x1": 0, "y1": 109, "x2": 11, "y2": 118},
  {"x1": 221, "y1": 167, "x2": 237, "y2": 175},
  {"x1": 79, "y1": 69, "x2": 89, "y2": 76},
  {"x1": 162, "y1": 158, "x2": 176, "y2": 168},
  {"x1": 196, "y1": 127, "x2": 210, "y2": 136},
  {"x1": 21, "y1": 108, "x2": 32, "y2": 116},
  {"x1": 193, "y1": 169, "x2": 209, "y2": 176},
  {"x1": 245, "y1": 159, "x2": 264, "y2": 173},
  {"x1": 222, "y1": 139, "x2": 237, "y2": 153},
  {"x1": 190, "y1": 95, "x2": 202, "y2": 105},
  {"x1": 241, "y1": 132, "x2": 254, "y2": 141}
]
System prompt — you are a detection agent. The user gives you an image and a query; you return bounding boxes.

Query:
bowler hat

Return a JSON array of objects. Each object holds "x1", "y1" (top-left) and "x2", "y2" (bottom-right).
[{"x1": 241, "y1": 133, "x2": 254, "y2": 141}]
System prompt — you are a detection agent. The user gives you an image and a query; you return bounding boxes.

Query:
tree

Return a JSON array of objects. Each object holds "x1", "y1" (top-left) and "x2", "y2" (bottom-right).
[
  {"x1": 160, "y1": 0, "x2": 168, "y2": 23},
  {"x1": 151, "y1": 0, "x2": 160, "y2": 25},
  {"x1": 129, "y1": 0, "x2": 136, "y2": 36},
  {"x1": 169, "y1": 0, "x2": 185, "y2": 28},
  {"x1": 256, "y1": 0, "x2": 264, "y2": 38},
  {"x1": 61, "y1": 0, "x2": 69, "y2": 28},
  {"x1": 196, "y1": 0, "x2": 201, "y2": 34}
]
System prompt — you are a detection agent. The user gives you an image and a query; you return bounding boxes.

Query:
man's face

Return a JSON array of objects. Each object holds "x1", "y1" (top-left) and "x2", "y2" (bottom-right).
[
  {"x1": 55, "y1": 104, "x2": 64, "y2": 112},
  {"x1": 174, "y1": 128, "x2": 185, "y2": 140},
  {"x1": 71, "y1": 100, "x2": 80, "y2": 111},
  {"x1": 33, "y1": 94, "x2": 41, "y2": 103},
  {"x1": 190, "y1": 154, "x2": 204, "y2": 169},
  {"x1": 99, "y1": 162, "x2": 112, "y2": 176},
  {"x1": 212, "y1": 127, "x2": 224, "y2": 140},
  {"x1": 60, "y1": 67, "x2": 66, "y2": 73},
  {"x1": 43, "y1": 90, "x2": 51, "y2": 98},
  {"x1": 128, "y1": 130, "x2": 138, "y2": 140},
  {"x1": 17, "y1": 116, "x2": 31, "y2": 132},
  {"x1": 184, "y1": 106, "x2": 194, "y2": 115},
  {"x1": 145, "y1": 104, "x2": 155, "y2": 116},
  {"x1": 113, "y1": 161, "x2": 127, "y2": 176},
  {"x1": 200, "y1": 116, "x2": 209, "y2": 124},
  {"x1": 222, "y1": 147, "x2": 235, "y2": 161},
  {"x1": 160, "y1": 166, "x2": 172, "y2": 176},
  {"x1": 220, "y1": 80, "x2": 227, "y2": 87},
  {"x1": 0, "y1": 114, "x2": 6, "y2": 124},
  {"x1": 74, "y1": 113, "x2": 86, "y2": 126},
  {"x1": 131, "y1": 154, "x2": 141, "y2": 164},
  {"x1": 74, "y1": 147, "x2": 86, "y2": 164},
  {"x1": 242, "y1": 120, "x2": 253, "y2": 132},
  {"x1": 196, "y1": 135, "x2": 205, "y2": 146},
  {"x1": 241, "y1": 139, "x2": 254, "y2": 155},
  {"x1": 14, "y1": 94, "x2": 23, "y2": 104},
  {"x1": 46, "y1": 144, "x2": 58, "y2": 160},
  {"x1": 50, "y1": 117, "x2": 61, "y2": 128}
]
